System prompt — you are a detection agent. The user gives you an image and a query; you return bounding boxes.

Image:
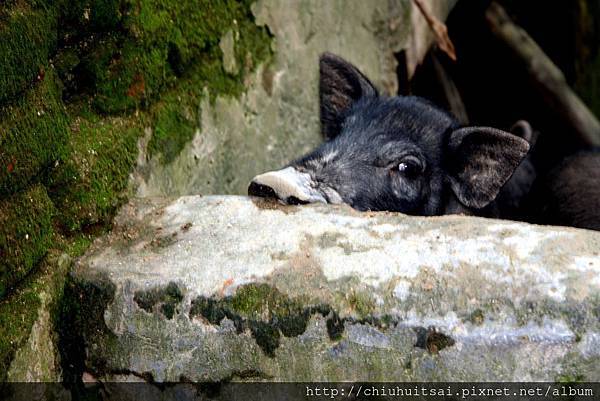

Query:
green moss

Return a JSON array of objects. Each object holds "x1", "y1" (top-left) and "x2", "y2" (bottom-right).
[
  {"x1": 191, "y1": 297, "x2": 227, "y2": 325},
  {"x1": 147, "y1": 90, "x2": 198, "y2": 164},
  {"x1": 346, "y1": 290, "x2": 376, "y2": 317},
  {"x1": 41, "y1": 0, "x2": 273, "y2": 215},
  {"x1": 2, "y1": 0, "x2": 272, "y2": 202},
  {"x1": 0, "y1": 278, "x2": 41, "y2": 381},
  {"x1": 57, "y1": 0, "x2": 122, "y2": 35},
  {"x1": 189, "y1": 285, "x2": 357, "y2": 356},
  {"x1": 0, "y1": 2, "x2": 58, "y2": 105},
  {"x1": 41, "y1": 0, "x2": 272, "y2": 230},
  {"x1": 468, "y1": 309, "x2": 485, "y2": 325},
  {"x1": 142, "y1": 49, "x2": 244, "y2": 163},
  {"x1": 46, "y1": 109, "x2": 142, "y2": 233},
  {"x1": 556, "y1": 373, "x2": 586, "y2": 383},
  {"x1": 0, "y1": 185, "x2": 55, "y2": 299},
  {"x1": 63, "y1": 234, "x2": 93, "y2": 258},
  {"x1": 72, "y1": 0, "x2": 271, "y2": 117},
  {"x1": 0, "y1": 68, "x2": 69, "y2": 196},
  {"x1": 248, "y1": 321, "x2": 280, "y2": 356},
  {"x1": 82, "y1": 36, "x2": 173, "y2": 114},
  {"x1": 0, "y1": 249, "x2": 69, "y2": 382},
  {"x1": 230, "y1": 283, "x2": 306, "y2": 321},
  {"x1": 190, "y1": 284, "x2": 319, "y2": 357}
]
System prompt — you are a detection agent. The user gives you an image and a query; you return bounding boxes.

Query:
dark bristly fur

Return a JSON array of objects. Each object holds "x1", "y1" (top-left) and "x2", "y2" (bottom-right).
[{"x1": 528, "y1": 150, "x2": 600, "y2": 231}]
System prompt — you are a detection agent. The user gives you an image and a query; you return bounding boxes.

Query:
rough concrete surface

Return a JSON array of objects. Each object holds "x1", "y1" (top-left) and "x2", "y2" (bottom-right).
[{"x1": 72, "y1": 196, "x2": 600, "y2": 382}]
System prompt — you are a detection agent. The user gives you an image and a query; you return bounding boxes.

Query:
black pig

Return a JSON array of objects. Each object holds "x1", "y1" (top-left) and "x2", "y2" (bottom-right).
[
  {"x1": 492, "y1": 120, "x2": 538, "y2": 219},
  {"x1": 527, "y1": 150, "x2": 600, "y2": 231},
  {"x1": 248, "y1": 53, "x2": 529, "y2": 217}
]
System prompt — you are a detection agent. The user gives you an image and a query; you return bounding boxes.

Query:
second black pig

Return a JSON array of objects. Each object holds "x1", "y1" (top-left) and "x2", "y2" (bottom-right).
[{"x1": 526, "y1": 150, "x2": 600, "y2": 231}]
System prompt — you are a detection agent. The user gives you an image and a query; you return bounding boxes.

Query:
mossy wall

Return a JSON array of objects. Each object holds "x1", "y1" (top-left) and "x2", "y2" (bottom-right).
[
  {"x1": 1, "y1": 250, "x2": 70, "y2": 381},
  {"x1": 0, "y1": 0, "x2": 271, "y2": 378},
  {"x1": 0, "y1": 2, "x2": 58, "y2": 105},
  {"x1": 0, "y1": 185, "x2": 54, "y2": 299},
  {"x1": 0, "y1": 69, "x2": 69, "y2": 195}
]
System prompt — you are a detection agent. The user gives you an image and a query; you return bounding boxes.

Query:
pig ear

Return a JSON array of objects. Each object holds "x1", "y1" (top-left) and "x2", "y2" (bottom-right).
[
  {"x1": 320, "y1": 52, "x2": 378, "y2": 140},
  {"x1": 447, "y1": 127, "x2": 530, "y2": 209}
]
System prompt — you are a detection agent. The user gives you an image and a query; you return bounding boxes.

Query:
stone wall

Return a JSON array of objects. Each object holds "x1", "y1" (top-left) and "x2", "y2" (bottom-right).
[{"x1": 0, "y1": 0, "x2": 450, "y2": 381}]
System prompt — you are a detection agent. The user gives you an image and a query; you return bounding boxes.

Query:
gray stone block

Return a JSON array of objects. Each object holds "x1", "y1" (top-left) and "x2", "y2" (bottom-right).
[{"x1": 71, "y1": 196, "x2": 600, "y2": 382}]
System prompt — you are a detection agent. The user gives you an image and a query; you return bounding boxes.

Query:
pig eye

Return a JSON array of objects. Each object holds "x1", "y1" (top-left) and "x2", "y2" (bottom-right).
[{"x1": 396, "y1": 156, "x2": 423, "y2": 178}]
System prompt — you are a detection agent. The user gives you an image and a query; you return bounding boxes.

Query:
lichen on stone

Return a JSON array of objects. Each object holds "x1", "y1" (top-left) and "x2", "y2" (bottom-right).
[
  {"x1": 190, "y1": 284, "x2": 341, "y2": 357},
  {"x1": 133, "y1": 282, "x2": 183, "y2": 319}
]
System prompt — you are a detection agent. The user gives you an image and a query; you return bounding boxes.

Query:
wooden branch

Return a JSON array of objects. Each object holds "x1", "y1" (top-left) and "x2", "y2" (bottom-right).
[
  {"x1": 413, "y1": 0, "x2": 457, "y2": 61},
  {"x1": 486, "y1": 1, "x2": 600, "y2": 147}
]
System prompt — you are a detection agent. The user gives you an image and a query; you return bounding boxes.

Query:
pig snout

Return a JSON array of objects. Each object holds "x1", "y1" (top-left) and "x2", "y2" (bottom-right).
[{"x1": 248, "y1": 167, "x2": 327, "y2": 205}]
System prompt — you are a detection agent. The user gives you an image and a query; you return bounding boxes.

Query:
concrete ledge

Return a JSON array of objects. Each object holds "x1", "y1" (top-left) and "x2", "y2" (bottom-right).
[{"x1": 70, "y1": 196, "x2": 600, "y2": 381}]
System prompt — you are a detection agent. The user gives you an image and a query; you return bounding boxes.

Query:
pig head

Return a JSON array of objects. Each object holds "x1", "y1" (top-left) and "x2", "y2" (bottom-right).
[{"x1": 248, "y1": 53, "x2": 529, "y2": 216}]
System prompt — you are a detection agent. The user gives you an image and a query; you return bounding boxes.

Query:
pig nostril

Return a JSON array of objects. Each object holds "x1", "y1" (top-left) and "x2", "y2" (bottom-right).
[
  {"x1": 248, "y1": 181, "x2": 279, "y2": 199},
  {"x1": 286, "y1": 196, "x2": 309, "y2": 205},
  {"x1": 248, "y1": 181, "x2": 310, "y2": 205}
]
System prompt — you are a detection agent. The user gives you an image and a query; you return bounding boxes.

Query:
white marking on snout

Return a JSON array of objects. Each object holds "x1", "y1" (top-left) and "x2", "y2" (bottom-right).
[
  {"x1": 322, "y1": 186, "x2": 343, "y2": 204},
  {"x1": 250, "y1": 167, "x2": 327, "y2": 203}
]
